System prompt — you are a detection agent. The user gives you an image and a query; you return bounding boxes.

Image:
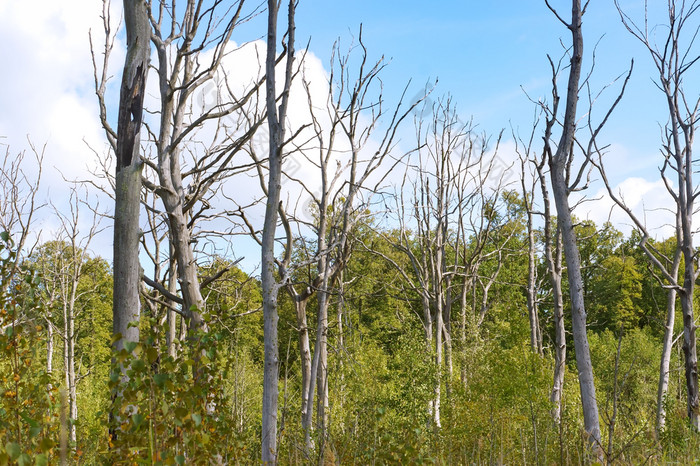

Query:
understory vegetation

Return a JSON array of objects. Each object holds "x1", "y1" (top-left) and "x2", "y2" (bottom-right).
[{"x1": 2, "y1": 217, "x2": 699, "y2": 464}]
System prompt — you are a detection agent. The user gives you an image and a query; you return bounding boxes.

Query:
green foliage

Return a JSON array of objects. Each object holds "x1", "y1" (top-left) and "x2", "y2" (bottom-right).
[
  {"x1": 6, "y1": 210, "x2": 700, "y2": 464},
  {"x1": 0, "y1": 233, "x2": 60, "y2": 465},
  {"x1": 589, "y1": 327, "x2": 659, "y2": 459},
  {"x1": 588, "y1": 255, "x2": 644, "y2": 331},
  {"x1": 106, "y1": 314, "x2": 247, "y2": 464},
  {"x1": 322, "y1": 331, "x2": 437, "y2": 464}
]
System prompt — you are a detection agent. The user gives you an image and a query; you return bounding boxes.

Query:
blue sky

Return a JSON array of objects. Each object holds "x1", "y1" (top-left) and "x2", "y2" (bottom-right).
[
  {"x1": 286, "y1": 1, "x2": 675, "y2": 182},
  {"x1": 0, "y1": 0, "x2": 689, "y2": 264}
]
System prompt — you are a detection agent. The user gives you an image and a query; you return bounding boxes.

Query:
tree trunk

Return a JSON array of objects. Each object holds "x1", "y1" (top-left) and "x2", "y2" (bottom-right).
[
  {"x1": 290, "y1": 288, "x2": 314, "y2": 449},
  {"x1": 261, "y1": 1, "x2": 295, "y2": 461},
  {"x1": 538, "y1": 161, "x2": 566, "y2": 423},
  {"x1": 551, "y1": 166, "x2": 601, "y2": 450},
  {"x1": 47, "y1": 313, "x2": 54, "y2": 376},
  {"x1": 68, "y1": 300, "x2": 77, "y2": 445},
  {"x1": 526, "y1": 207, "x2": 542, "y2": 355},
  {"x1": 434, "y1": 308, "x2": 443, "y2": 428},
  {"x1": 676, "y1": 122, "x2": 700, "y2": 430},
  {"x1": 166, "y1": 253, "x2": 178, "y2": 358},
  {"x1": 315, "y1": 290, "x2": 330, "y2": 464},
  {"x1": 657, "y1": 283, "x2": 678, "y2": 436},
  {"x1": 459, "y1": 277, "x2": 471, "y2": 388},
  {"x1": 62, "y1": 303, "x2": 72, "y2": 444},
  {"x1": 546, "y1": 1, "x2": 602, "y2": 454},
  {"x1": 679, "y1": 265, "x2": 699, "y2": 429},
  {"x1": 113, "y1": 0, "x2": 149, "y2": 353}
]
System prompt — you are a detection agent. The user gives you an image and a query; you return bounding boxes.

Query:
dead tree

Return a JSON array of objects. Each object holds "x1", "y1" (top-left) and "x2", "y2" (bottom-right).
[
  {"x1": 260, "y1": 0, "x2": 296, "y2": 462},
  {"x1": 376, "y1": 99, "x2": 508, "y2": 427},
  {"x1": 239, "y1": 31, "x2": 424, "y2": 456},
  {"x1": 93, "y1": 0, "x2": 261, "y2": 333},
  {"x1": 0, "y1": 143, "x2": 44, "y2": 332},
  {"x1": 535, "y1": 151, "x2": 567, "y2": 424},
  {"x1": 109, "y1": 0, "x2": 150, "y2": 355},
  {"x1": 606, "y1": 0, "x2": 700, "y2": 432},
  {"x1": 37, "y1": 188, "x2": 103, "y2": 447},
  {"x1": 542, "y1": 0, "x2": 631, "y2": 454},
  {"x1": 514, "y1": 122, "x2": 544, "y2": 356},
  {"x1": 295, "y1": 34, "x2": 425, "y2": 455}
]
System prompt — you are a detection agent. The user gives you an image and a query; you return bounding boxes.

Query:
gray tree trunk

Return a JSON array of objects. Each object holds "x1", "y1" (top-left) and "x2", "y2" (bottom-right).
[
  {"x1": 546, "y1": 0, "x2": 602, "y2": 454},
  {"x1": 536, "y1": 155, "x2": 566, "y2": 423},
  {"x1": 261, "y1": 1, "x2": 295, "y2": 462},
  {"x1": 673, "y1": 96, "x2": 700, "y2": 430},
  {"x1": 289, "y1": 286, "x2": 314, "y2": 449},
  {"x1": 548, "y1": 228, "x2": 566, "y2": 424},
  {"x1": 612, "y1": 0, "x2": 700, "y2": 432},
  {"x1": 525, "y1": 202, "x2": 542, "y2": 355},
  {"x1": 113, "y1": 0, "x2": 149, "y2": 353},
  {"x1": 656, "y1": 259, "x2": 678, "y2": 436},
  {"x1": 166, "y1": 252, "x2": 178, "y2": 358}
]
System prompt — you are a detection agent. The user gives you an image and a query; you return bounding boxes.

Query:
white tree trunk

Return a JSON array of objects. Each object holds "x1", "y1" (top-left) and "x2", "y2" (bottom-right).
[{"x1": 657, "y1": 284, "x2": 678, "y2": 435}]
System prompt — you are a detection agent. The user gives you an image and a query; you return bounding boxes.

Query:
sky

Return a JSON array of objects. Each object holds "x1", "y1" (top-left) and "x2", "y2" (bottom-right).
[{"x1": 0, "y1": 0, "x2": 689, "y2": 268}]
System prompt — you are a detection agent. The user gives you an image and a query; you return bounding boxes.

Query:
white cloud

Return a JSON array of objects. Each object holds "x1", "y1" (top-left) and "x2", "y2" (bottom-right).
[
  {"x1": 576, "y1": 176, "x2": 676, "y2": 240},
  {"x1": 0, "y1": 0, "x2": 122, "y2": 260}
]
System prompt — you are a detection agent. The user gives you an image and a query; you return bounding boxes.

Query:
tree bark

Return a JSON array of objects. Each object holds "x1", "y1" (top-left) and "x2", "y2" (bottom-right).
[
  {"x1": 261, "y1": 1, "x2": 295, "y2": 462},
  {"x1": 288, "y1": 286, "x2": 314, "y2": 449},
  {"x1": 536, "y1": 151, "x2": 566, "y2": 423},
  {"x1": 657, "y1": 261, "x2": 678, "y2": 436},
  {"x1": 545, "y1": 0, "x2": 602, "y2": 454},
  {"x1": 551, "y1": 162, "x2": 601, "y2": 452},
  {"x1": 113, "y1": 0, "x2": 149, "y2": 354},
  {"x1": 166, "y1": 252, "x2": 178, "y2": 358}
]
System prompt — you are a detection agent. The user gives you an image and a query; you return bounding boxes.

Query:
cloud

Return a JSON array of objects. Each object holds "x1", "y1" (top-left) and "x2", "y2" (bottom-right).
[
  {"x1": 0, "y1": 0, "x2": 121, "y2": 259},
  {"x1": 576, "y1": 177, "x2": 676, "y2": 240}
]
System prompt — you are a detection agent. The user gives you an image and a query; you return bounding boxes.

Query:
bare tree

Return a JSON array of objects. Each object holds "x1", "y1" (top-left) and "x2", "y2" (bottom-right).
[
  {"x1": 537, "y1": 152, "x2": 567, "y2": 424},
  {"x1": 294, "y1": 35, "x2": 425, "y2": 455},
  {"x1": 93, "y1": 0, "x2": 262, "y2": 335},
  {"x1": 513, "y1": 109, "x2": 567, "y2": 422},
  {"x1": 36, "y1": 188, "x2": 103, "y2": 447},
  {"x1": 0, "y1": 143, "x2": 45, "y2": 308},
  {"x1": 515, "y1": 122, "x2": 544, "y2": 356},
  {"x1": 604, "y1": 0, "x2": 700, "y2": 432},
  {"x1": 375, "y1": 99, "x2": 510, "y2": 427},
  {"x1": 236, "y1": 28, "x2": 424, "y2": 456},
  {"x1": 261, "y1": 0, "x2": 296, "y2": 461},
  {"x1": 108, "y1": 0, "x2": 150, "y2": 356},
  {"x1": 541, "y1": 0, "x2": 631, "y2": 454}
]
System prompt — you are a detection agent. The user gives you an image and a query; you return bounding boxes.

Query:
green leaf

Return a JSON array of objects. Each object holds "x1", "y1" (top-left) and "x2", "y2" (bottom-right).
[
  {"x1": 29, "y1": 426, "x2": 42, "y2": 439},
  {"x1": 17, "y1": 453, "x2": 31, "y2": 466},
  {"x1": 175, "y1": 455, "x2": 186, "y2": 465},
  {"x1": 191, "y1": 412, "x2": 202, "y2": 426},
  {"x1": 20, "y1": 413, "x2": 39, "y2": 429},
  {"x1": 0, "y1": 231, "x2": 9, "y2": 242},
  {"x1": 34, "y1": 454, "x2": 48, "y2": 466},
  {"x1": 124, "y1": 341, "x2": 137, "y2": 353},
  {"x1": 39, "y1": 437, "x2": 54, "y2": 453},
  {"x1": 4, "y1": 444, "x2": 20, "y2": 461},
  {"x1": 174, "y1": 407, "x2": 188, "y2": 420},
  {"x1": 161, "y1": 399, "x2": 170, "y2": 415},
  {"x1": 132, "y1": 413, "x2": 145, "y2": 428},
  {"x1": 154, "y1": 373, "x2": 168, "y2": 388},
  {"x1": 146, "y1": 347, "x2": 159, "y2": 364}
]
